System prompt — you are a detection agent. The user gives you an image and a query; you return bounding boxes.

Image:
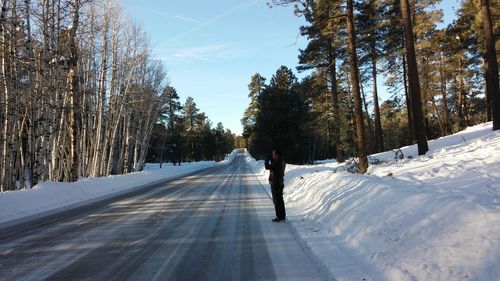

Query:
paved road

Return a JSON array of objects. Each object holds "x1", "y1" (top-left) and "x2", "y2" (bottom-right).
[{"x1": 0, "y1": 152, "x2": 326, "y2": 280}]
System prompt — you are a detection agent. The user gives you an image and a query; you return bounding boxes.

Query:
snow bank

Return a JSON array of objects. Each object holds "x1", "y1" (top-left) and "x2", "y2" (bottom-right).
[
  {"x1": 0, "y1": 149, "x2": 238, "y2": 226},
  {"x1": 247, "y1": 122, "x2": 500, "y2": 281}
]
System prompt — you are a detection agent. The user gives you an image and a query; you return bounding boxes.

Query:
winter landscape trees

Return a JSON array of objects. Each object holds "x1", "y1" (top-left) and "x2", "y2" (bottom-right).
[
  {"x1": 0, "y1": 0, "x2": 497, "y2": 190},
  {"x1": 0, "y1": 0, "x2": 235, "y2": 191},
  {"x1": 242, "y1": 0, "x2": 498, "y2": 169}
]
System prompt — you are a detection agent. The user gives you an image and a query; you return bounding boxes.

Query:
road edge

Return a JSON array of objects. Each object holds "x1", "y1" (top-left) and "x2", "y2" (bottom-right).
[
  {"x1": 0, "y1": 165, "x2": 219, "y2": 240},
  {"x1": 247, "y1": 156, "x2": 337, "y2": 281}
]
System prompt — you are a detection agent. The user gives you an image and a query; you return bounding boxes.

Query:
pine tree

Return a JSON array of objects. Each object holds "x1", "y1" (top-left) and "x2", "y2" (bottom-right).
[
  {"x1": 214, "y1": 122, "x2": 235, "y2": 161},
  {"x1": 248, "y1": 66, "x2": 311, "y2": 163},
  {"x1": 379, "y1": 0, "x2": 418, "y2": 144},
  {"x1": 160, "y1": 86, "x2": 182, "y2": 165},
  {"x1": 480, "y1": 0, "x2": 500, "y2": 130},
  {"x1": 447, "y1": 0, "x2": 493, "y2": 131},
  {"x1": 181, "y1": 97, "x2": 206, "y2": 161},
  {"x1": 344, "y1": 0, "x2": 369, "y2": 172},
  {"x1": 269, "y1": 0, "x2": 369, "y2": 170},
  {"x1": 357, "y1": 0, "x2": 384, "y2": 153},
  {"x1": 411, "y1": 0, "x2": 443, "y2": 138},
  {"x1": 296, "y1": 0, "x2": 346, "y2": 162},
  {"x1": 430, "y1": 30, "x2": 453, "y2": 136},
  {"x1": 241, "y1": 73, "x2": 266, "y2": 142},
  {"x1": 400, "y1": 0, "x2": 429, "y2": 155}
]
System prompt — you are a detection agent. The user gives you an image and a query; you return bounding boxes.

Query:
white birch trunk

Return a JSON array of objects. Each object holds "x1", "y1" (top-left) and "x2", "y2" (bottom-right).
[
  {"x1": 92, "y1": 10, "x2": 110, "y2": 177},
  {"x1": 0, "y1": 17, "x2": 7, "y2": 192}
]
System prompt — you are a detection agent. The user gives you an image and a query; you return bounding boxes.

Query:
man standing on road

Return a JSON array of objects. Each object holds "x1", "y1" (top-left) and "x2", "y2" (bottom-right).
[{"x1": 265, "y1": 149, "x2": 286, "y2": 222}]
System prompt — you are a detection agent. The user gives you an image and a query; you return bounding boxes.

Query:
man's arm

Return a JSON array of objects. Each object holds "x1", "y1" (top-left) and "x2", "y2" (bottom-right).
[{"x1": 264, "y1": 155, "x2": 272, "y2": 170}]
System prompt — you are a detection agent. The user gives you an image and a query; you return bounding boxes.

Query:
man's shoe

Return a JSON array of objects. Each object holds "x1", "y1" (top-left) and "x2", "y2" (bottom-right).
[{"x1": 272, "y1": 217, "x2": 286, "y2": 223}]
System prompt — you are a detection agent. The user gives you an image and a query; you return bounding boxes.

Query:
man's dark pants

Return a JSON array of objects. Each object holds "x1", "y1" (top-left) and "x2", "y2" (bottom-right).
[{"x1": 271, "y1": 183, "x2": 286, "y2": 220}]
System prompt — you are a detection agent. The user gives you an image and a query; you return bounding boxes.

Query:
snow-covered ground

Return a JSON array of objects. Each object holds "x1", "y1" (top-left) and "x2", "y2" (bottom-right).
[
  {"x1": 0, "y1": 151, "x2": 237, "y2": 227},
  {"x1": 249, "y1": 122, "x2": 500, "y2": 281},
  {"x1": 1, "y1": 123, "x2": 498, "y2": 280}
]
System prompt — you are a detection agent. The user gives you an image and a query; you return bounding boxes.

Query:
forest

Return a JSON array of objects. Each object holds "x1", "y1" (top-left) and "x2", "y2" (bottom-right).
[
  {"x1": 145, "y1": 87, "x2": 237, "y2": 166},
  {"x1": 1, "y1": 0, "x2": 498, "y2": 191},
  {"x1": 0, "y1": 0, "x2": 235, "y2": 191},
  {"x1": 242, "y1": 0, "x2": 499, "y2": 170}
]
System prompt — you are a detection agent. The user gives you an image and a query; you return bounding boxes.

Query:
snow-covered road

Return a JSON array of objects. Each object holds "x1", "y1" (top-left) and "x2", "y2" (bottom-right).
[{"x1": 0, "y1": 152, "x2": 327, "y2": 280}]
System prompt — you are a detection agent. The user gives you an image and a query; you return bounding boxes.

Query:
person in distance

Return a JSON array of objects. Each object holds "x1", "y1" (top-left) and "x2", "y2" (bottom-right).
[{"x1": 265, "y1": 149, "x2": 286, "y2": 222}]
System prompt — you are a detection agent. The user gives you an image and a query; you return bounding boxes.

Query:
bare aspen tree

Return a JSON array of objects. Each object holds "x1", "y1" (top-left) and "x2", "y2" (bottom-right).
[
  {"x1": 136, "y1": 61, "x2": 166, "y2": 172},
  {"x1": 1, "y1": 0, "x2": 12, "y2": 191},
  {"x1": 92, "y1": 1, "x2": 111, "y2": 177},
  {"x1": 65, "y1": 0, "x2": 80, "y2": 181},
  {"x1": 79, "y1": 4, "x2": 94, "y2": 177},
  {"x1": 9, "y1": 1, "x2": 19, "y2": 190},
  {"x1": 0, "y1": 0, "x2": 8, "y2": 191},
  {"x1": 99, "y1": 9, "x2": 119, "y2": 176},
  {"x1": 25, "y1": 0, "x2": 36, "y2": 187},
  {"x1": 0, "y1": 0, "x2": 167, "y2": 192}
]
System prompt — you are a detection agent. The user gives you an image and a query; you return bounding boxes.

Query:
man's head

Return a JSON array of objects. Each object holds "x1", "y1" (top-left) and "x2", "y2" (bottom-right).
[{"x1": 272, "y1": 149, "x2": 282, "y2": 160}]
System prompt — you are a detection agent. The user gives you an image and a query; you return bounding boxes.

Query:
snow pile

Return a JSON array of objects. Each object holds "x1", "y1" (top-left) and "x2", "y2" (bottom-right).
[
  {"x1": 245, "y1": 152, "x2": 265, "y2": 176},
  {"x1": 219, "y1": 149, "x2": 239, "y2": 164},
  {"x1": 0, "y1": 150, "x2": 237, "y2": 226},
  {"x1": 248, "y1": 122, "x2": 500, "y2": 281}
]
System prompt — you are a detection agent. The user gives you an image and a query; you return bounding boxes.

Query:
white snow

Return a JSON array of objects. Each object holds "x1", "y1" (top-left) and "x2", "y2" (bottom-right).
[
  {"x1": 1, "y1": 122, "x2": 499, "y2": 280},
  {"x1": 0, "y1": 151, "x2": 237, "y2": 227},
  {"x1": 248, "y1": 122, "x2": 500, "y2": 281}
]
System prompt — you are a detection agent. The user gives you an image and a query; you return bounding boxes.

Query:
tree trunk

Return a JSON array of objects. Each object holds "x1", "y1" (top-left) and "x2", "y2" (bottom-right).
[
  {"x1": 403, "y1": 51, "x2": 415, "y2": 144},
  {"x1": 400, "y1": 0, "x2": 429, "y2": 155},
  {"x1": 484, "y1": 63, "x2": 491, "y2": 122},
  {"x1": 39, "y1": 0, "x2": 52, "y2": 183},
  {"x1": 122, "y1": 115, "x2": 131, "y2": 174},
  {"x1": 328, "y1": 38, "x2": 344, "y2": 163},
  {"x1": 361, "y1": 81, "x2": 373, "y2": 152},
  {"x1": 439, "y1": 54, "x2": 451, "y2": 135},
  {"x1": 0, "y1": 6, "x2": 8, "y2": 191},
  {"x1": 431, "y1": 95, "x2": 444, "y2": 136},
  {"x1": 92, "y1": 22, "x2": 108, "y2": 177},
  {"x1": 18, "y1": 117, "x2": 26, "y2": 189},
  {"x1": 371, "y1": 37, "x2": 383, "y2": 152},
  {"x1": 100, "y1": 20, "x2": 120, "y2": 177},
  {"x1": 24, "y1": 0, "x2": 36, "y2": 188},
  {"x1": 456, "y1": 56, "x2": 466, "y2": 129},
  {"x1": 132, "y1": 117, "x2": 141, "y2": 172},
  {"x1": 346, "y1": 0, "x2": 368, "y2": 173},
  {"x1": 1, "y1": 5, "x2": 12, "y2": 190},
  {"x1": 67, "y1": 0, "x2": 80, "y2": 182},
  {"x1": 9, "y1": 1, "x2": 19, "y2": 190},
  {"x1": 480, "y1": 0, "x2": 500, "y2": 130}
]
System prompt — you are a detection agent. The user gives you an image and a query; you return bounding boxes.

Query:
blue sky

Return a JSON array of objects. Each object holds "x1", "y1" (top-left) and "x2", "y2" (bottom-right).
[{"x1": 123, "y1": 0, "x2": 460, "y2": 135}]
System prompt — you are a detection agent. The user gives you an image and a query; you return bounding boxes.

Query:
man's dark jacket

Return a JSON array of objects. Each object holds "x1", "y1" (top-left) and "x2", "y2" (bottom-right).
[{"x1": 265, "y1": 157, "x2": 286, "y2": 186}]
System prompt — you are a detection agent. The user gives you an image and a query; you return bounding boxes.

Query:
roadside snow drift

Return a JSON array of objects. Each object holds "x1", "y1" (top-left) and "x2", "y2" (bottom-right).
[{"x1": 249, "y1": 122, "x2": 500, "y2": 281}]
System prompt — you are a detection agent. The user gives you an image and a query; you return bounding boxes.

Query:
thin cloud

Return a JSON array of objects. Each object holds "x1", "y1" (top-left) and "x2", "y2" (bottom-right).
[
  {"x1": 159, "y1": 44, "x2": 242, "y2": 63},
  {"x1": 168, "y1": 0, "x2": 261, "y2": 43},
  {"x1": 129, "y1": 6, "x2": 201, "y2": 24},
  {"x1": 174, "y1": 15, "x2": 201, "y2": 24}
]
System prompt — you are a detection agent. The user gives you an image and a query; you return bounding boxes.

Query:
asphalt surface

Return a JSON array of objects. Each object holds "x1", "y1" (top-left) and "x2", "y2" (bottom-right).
[{"x1": 0, "y1": 152, "x2": 326, "y2": 281}]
